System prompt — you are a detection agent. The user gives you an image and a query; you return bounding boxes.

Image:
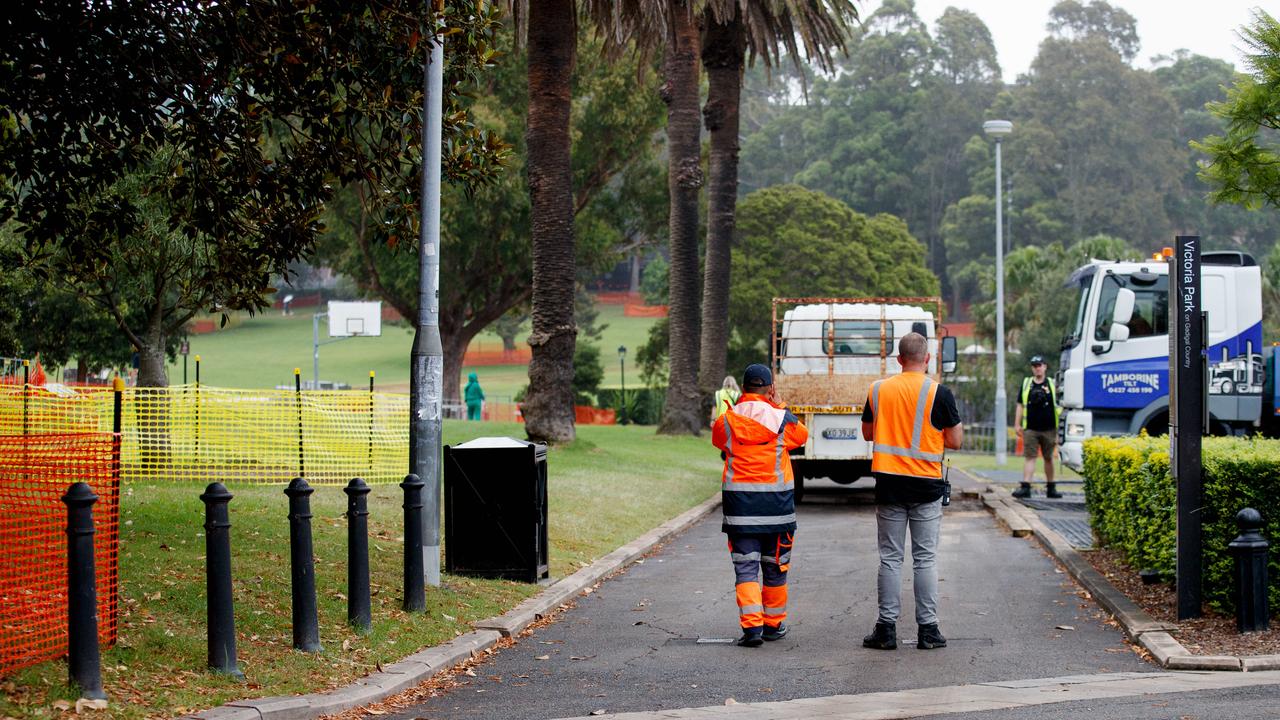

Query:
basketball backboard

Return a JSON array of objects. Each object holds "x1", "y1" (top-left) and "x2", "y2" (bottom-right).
[{"x1": 327, "y1": 301, "x2": 382, "y2": 337}]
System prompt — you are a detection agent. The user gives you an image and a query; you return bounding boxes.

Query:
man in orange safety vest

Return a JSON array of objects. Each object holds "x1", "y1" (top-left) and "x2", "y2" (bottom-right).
[{"x1": 860, "y1": 333, "x2": 963, "y2": 651}]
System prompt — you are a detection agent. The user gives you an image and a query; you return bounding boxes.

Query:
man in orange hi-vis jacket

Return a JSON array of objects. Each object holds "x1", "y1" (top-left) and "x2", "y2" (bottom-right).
[{"x1": 711, "y1": 363, "x2": 808, "y2": 647}]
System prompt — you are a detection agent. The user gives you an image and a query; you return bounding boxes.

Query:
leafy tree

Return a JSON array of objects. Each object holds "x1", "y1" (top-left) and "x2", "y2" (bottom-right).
[
  {"x1": 572, "y1": 343, "x2": 605, "y2": 405},
  {"x1": 726, "y1": 184, "x2": 938, "y2": 361},
  {"x1": 316, "y1": 22, "x2": 663, "y2": 406},
  {"x1": 1045, "y1": 0, "x2": 1140, "y2": 62},
  {"x1": 1194, "y1": 10, "x2": 1280, "y2": 212},
  {"x1": 640, "y1": 256, "x2": 670, "y2": 306},
  {"x1": 0, "y1": 1, "x2": 507, "y2": 387}
]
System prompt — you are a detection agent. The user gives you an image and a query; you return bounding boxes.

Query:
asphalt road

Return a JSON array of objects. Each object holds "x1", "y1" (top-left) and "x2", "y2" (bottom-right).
[{"x1": 391, "y1": 478, "x2": 1153, "y2": 720}]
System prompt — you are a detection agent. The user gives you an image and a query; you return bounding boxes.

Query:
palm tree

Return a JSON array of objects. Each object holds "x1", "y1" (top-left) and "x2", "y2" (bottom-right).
[
  {"x1": 508, "y1": 0, "x2": 580, "y2": 443},
  {"x1": 697, "y1": 1, "x2": 858, "y2": 410}
]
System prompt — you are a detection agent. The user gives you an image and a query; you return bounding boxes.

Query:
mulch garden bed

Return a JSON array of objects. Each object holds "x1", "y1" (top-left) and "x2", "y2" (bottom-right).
[{"x1": 1084, "y1": 547, "x2": 1280, "y2": 657}]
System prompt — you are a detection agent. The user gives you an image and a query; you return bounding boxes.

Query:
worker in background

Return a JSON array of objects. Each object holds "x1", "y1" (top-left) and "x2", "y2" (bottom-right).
[
  {"x1": 711, "y1": 375, "x2": 741, "y2": 424},
  {"x1": 464, "y1": 372, "x2": 485, "y2": 421},
  {"x1": 711, "y1": 363, "x2": 808, "y2": 647},
  {"x1": 861, "y1": 333, "x2": 963, "y2": 651},
  {"x1": 1013, "y1": 355, "x2": 1061, "y2": 499}
]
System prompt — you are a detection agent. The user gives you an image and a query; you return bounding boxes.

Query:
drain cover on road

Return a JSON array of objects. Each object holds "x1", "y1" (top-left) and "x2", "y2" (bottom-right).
[
  {"x1": 1043, "y1": 517, "x2": 1094, "y2": 549},
  {"x1": 1020, "y1": 499, "x2": 1087, "y2": 512}
]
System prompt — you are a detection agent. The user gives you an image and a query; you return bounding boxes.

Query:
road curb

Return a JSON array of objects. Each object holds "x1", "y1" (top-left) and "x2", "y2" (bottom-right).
[
  {"x1": 963, "y1": 470, "x2": 1271, "y2": 672},
  {"x1": 189, "y1": 493, "x2": 722, "y2": 719}
]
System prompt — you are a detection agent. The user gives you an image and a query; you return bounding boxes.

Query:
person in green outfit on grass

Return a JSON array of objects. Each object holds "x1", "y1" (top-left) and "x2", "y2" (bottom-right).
[{"x1": 464, "y1": 372, "x2": 485, "y2": 421}]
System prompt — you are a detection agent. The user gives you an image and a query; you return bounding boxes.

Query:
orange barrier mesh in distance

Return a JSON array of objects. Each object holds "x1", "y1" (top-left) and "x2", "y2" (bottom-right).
[{"x1": 0, "y1": 433, "x2": 120, "y2": 676}]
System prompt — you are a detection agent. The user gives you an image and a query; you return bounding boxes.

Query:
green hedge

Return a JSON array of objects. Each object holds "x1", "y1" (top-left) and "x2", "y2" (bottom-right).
[
  {"x1": 1083, "y1": 434, "x2": 1280, "y2": 613},
  {"x1": 596, "y1": 387, "x2": 666, "y2": 426}
]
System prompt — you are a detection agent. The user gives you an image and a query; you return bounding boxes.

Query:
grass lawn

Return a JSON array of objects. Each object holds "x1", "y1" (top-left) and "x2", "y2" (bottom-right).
[
  {"x1": 948, "y1": 451, "x2": 1082, "y2": 481},
  {"x1": 167, "y1": 303, "x2": 660, "y2": 397},
  {"x1": 1, "y1": 421, "x2": 720, "y2": 719}
]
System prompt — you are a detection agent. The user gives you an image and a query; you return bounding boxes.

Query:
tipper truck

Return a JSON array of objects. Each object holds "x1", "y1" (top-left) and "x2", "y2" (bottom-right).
[{"x1": 771, "y1": 297, "x2": 957, "y2": 501}]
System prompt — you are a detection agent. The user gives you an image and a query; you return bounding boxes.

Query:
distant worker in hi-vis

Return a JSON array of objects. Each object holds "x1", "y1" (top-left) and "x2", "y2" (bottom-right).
[
  {"x1": 860, "y1": 333, "x2": 963, "y2": 651},
  {"x1": 711, "y1": 363, "x2": 808, "y2": 647},
  {"x1": 1013, "y1": 355, "x2": 1061, "y2": 499}
]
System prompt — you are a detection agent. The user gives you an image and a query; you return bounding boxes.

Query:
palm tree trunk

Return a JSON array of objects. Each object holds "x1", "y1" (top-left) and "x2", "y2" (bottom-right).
[
  {"x1": 658, "y1": 1, "x2": 704, "y2": 436},
  {"x1": 697, "y1": 8, "x2": 744, "y2": 415},
  {"x1": 522, "y1": 0, "x2": 578, "y2": 443}
]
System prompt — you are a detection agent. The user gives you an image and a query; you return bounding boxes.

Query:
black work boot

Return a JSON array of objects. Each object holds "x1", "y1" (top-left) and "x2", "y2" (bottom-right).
[
  {"x1": 862, "y1": 622, "x2": 897, "y2": 650},
  {"x1": 737, "y1": 627, "x2": 764, "y2": 647},
  {"x1": 1011, "y1": 483, "x2": 1032, "y2": 499},
  {"x1": 1046, "y1": 483, "x2": 1063, "y2": 499},
  {"x1": 917, "y1": 623, "x2": 947, "y2": 649},
  {"x1": 763, "y1": 622, "x2": 789, "y2": 641}
]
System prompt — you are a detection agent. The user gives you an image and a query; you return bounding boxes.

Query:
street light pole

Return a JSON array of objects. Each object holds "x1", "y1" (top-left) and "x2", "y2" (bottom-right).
[
  {"x1": 983, "y1": 120, "x2": 1013, "y2": 467},
  {"x1": 618, "y1": 346, "x2": 627, "y2": 425},
  {"x1": 410, "y1": 11, "x2": 445, "y2": 587}
]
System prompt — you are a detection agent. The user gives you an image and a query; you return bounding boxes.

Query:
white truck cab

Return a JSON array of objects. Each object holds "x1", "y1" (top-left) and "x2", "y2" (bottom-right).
[{"x1": 1057, "y1": 252, "x2": 1263, "y2": 469}]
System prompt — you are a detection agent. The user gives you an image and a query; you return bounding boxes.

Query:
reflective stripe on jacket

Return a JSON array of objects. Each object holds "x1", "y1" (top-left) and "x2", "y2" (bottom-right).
[
  {"x1": 868, "y1": 372, "x2": 944, "y2": 480},
  {"x1": 1019, "y1": 376, "x2": 1060, "y2": 428},
  {"x1": 711, "y1": 393, "x2": 809, "y2": 534}
]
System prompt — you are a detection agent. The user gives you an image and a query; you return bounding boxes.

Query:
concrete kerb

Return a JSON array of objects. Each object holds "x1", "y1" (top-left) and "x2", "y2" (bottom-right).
[
  {"x1": 964, "y1": 470, "x2": 1267, "y2": 673},
  {"x1": 190, "y1": 494, "x2": 723, "y2": 720}
]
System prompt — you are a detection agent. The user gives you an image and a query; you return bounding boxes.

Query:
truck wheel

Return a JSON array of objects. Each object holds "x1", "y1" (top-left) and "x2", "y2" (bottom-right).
[{"x1": 1219, "y1": 379, "x2": 1235, "y2": 395}]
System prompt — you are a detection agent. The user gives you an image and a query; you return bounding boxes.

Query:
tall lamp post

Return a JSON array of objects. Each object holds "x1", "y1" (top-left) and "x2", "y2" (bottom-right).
[
  {"x1": 983, "y1": 119, "x2": 1012, "y2": 466},
  {"x1": 617, "y1": 346, "x2": 627, "y2": 425}
]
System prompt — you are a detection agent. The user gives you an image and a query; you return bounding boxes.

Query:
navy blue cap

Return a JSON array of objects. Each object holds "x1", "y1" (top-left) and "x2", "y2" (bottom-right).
[
  {"x1": 742, "y1": 363, "x2": 773, "y2": 389},
  {"x1": 1029, "y1": 355, "x2": 1046, "y2": 365}
]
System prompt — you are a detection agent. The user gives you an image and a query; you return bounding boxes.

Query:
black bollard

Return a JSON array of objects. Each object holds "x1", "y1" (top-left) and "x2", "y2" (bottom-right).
[
  {"x1": 201, "y1": 483, "x2": 243, "y2": 678},
  {"x1": 63, "y1": 483, "x2": 106, "y2": 700},
  {"x1": 401, "y1": 474, "x2": 426, "y2": 612},
  {"x1": 1228, "y1": 507, "x2": 1270, "y2": 633},
  {"x1": 344, "y1": 478, "x2": 372, "y2": 634},
  {"x1": 284, "y1": 477, "x2": 322, "y2": 652}
]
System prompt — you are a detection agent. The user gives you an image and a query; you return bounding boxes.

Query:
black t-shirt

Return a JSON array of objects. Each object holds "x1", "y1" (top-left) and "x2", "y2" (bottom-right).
[
  {"x1": 861, "y1": 383, "x2": 962, "y2": 505},
  {"x1": 1022, "y1": 379, "x2": 1056, "y2": 432}
]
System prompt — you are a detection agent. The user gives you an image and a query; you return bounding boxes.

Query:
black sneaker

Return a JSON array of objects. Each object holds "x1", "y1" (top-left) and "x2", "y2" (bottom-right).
[
  {"x1": 862, "y1": 622, "x2": 897, "y2": 650},
  {"x1": 763, "y1": 623, "x2": 789, "y2": 641},
  {"x1": 737, "y1": 627, "x2": 764, "y2": 647},
  {"x1": 1046, "y1": 484, "x2": 1063, "y2": 499},
  {"x1": 1011, "y1": 484, "x2": 1032, "y2": 499},
  {"x1": 917, "y1": 623, "x2": 947, "y2": 649}
]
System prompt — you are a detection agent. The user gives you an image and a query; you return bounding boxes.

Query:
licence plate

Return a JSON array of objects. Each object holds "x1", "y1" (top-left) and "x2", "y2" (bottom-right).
[{"x1": 821, "y1": 427, "x2": 860, "y2": 440}]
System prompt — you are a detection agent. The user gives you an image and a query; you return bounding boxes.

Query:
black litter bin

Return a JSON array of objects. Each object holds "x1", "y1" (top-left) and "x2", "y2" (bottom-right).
[{"x1": 444, "y1": 437, "x2": 549, "y2": 583}]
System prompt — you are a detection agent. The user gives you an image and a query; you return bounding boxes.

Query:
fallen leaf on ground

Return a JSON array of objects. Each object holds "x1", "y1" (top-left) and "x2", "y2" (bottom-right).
[
  {"x1": 1055, "y1": 625, "x2": 1076, "y2": 631},
  {"x1": 76, "y1": 698, "x2": 110, "y2": 713},
  {"x1": 589, "y1": 711, "x2": 606, "y2": 716},
  {"x1": 725, "y1": 698, "x2": 738, "y2": 705},
  {"x1": 51, "y1": 701, "x2": 71, "y2": 711},
  {"x1": 534, "y1": 654, "x2": 550, "y2": 660}
]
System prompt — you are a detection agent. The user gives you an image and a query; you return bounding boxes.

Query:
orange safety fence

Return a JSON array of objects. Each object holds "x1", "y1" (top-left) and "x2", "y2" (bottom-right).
[
  {"x1": 623, "y1": 304, "x2": 668, "y2": 318},
  {"x1": 0, "y1": 433, "x2": 121, "y2": 676},
  {"x1": 575, "y1": 406, "x2": 617, "y2": 425},
  {"x1": 462, "y1": 348, "x2": 532, "y2": 366}
]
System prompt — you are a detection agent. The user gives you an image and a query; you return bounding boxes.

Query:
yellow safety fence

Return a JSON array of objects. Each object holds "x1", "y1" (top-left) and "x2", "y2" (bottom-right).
[{"x1": 0, "y1": 384, "x2": 412, "y2": 485}]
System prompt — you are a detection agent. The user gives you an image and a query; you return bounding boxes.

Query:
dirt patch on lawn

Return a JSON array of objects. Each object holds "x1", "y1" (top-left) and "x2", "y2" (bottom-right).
[{"x1": 1084, "y1": 547, "x2": 1280, "y2": 657}]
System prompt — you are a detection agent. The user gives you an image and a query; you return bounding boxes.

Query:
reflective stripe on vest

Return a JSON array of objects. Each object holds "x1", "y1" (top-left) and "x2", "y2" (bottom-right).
[{"x1": 870, "y1": 374, "x2": 945, "y2": 477}]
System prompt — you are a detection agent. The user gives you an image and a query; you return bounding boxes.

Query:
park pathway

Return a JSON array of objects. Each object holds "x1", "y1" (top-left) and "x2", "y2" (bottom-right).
[{"x1": 388, "y1": 481, "x2": 1157, "y2": 720}]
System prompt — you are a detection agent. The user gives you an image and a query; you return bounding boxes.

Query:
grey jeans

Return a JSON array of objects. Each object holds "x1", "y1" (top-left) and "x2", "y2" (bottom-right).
[{"x1": 875, "y1": 499, "x2": 942, "y2": 626}]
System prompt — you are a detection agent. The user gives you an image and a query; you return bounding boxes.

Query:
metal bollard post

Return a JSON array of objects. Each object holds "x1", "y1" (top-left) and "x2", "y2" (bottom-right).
[
  {"x1": 284, "y1": 477, "x2": 322, "y2": 651},
  {"x1": 201, "y1": 483, "x2": 243, "y2": 678},
  {"x1": 400, "y1": 474, "x2": 426, "y2": 612},
  {"x1": 1229, "y1": 507, "x2": 1270, "y2": 633},
  {"x1": 63, "y1": 483, "x2": 106, "y2": 701},
  {"x1": 344, "y1": 478, "x2": 372, "y2": 634}
]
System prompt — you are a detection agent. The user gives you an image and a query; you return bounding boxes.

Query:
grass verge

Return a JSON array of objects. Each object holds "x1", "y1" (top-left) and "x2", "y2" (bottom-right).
[{"x1": 1, "y1": 421, "x2": 719, "y2": 719}]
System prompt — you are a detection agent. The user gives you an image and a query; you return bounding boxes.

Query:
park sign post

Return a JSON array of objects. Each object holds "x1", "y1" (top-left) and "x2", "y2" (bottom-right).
[{"x1": 1168, "y1": 235, "x2": 1204, "y2": 620}]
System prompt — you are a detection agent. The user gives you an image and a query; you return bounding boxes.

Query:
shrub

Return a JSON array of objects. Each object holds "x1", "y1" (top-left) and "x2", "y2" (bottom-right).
[
  {"x1": 597, "y1": 387, "x2": 665, "y2": 426},
  {"x1": 1082, "y1": 434, "x2": 1280, "y2": 613}
]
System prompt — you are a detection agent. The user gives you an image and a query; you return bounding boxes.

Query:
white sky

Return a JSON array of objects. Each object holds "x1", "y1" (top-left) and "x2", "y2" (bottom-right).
[{"x1": 862, "y1": 0, "x2": 1267, "y2": 81}]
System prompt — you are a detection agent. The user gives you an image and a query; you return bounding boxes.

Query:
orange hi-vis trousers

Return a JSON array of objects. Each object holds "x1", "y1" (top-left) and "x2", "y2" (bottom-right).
[{"x1": 728, "y1": 532, "x2": 793, "y2": 630}]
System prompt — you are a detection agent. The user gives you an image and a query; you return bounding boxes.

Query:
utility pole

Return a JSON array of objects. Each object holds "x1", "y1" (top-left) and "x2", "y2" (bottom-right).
[{"x1": 410, "y1": 6, "x2": 444, "y2": 588}]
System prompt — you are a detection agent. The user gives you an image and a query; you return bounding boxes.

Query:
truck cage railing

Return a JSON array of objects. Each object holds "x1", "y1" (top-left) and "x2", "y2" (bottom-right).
[{"x1": 770, "y1": 297, "x2": 946, "y2": 377}]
